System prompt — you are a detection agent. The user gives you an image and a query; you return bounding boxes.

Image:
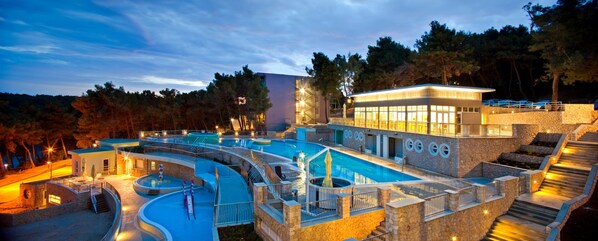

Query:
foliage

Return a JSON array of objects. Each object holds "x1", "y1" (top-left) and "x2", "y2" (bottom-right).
[
  {"x1": 355, "y1": 37, "x2": 413, "y2": 92},
  {"x1": 306, "y1": 52, "x2": 342, "y2": 122},
  {"x1": 415, "y1": 21, "x2": 479, "y2": 85},
  {"x1": 525, "y1": 0, "x2": 598, "y2": 101}
]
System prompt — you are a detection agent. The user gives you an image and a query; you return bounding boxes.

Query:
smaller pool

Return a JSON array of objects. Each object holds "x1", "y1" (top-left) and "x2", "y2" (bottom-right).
[
  {"x1": 464, "y1": 177, "x2": 494, "y2": 185},
  {"x1": 134, "y1": 174, "x2": 185, "y2": 195},
  {"x1": 139, "y1": 188, "x2": 214, "y2": 240}
]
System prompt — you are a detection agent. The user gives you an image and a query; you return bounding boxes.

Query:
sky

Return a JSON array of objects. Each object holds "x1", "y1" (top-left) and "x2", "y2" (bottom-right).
[{"x1": 0, "y1": 0, "x2": 555, "y2": 96}]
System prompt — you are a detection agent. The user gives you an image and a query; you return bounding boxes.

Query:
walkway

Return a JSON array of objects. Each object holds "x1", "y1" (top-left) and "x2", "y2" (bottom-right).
[
  {"x1": 103, "y1": 175, "x2": 157, "y2": 241},
  {"x1": 0, "y1": 159, "x2": 71, "y2": 188},
  {"x1": 0, "y1": 166, "x2": 72, "y2": 203}
]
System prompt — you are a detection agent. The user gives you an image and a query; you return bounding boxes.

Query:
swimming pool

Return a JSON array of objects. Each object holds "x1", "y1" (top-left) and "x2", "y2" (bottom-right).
[
  {"x1": 187, "y1": 137, "x2": 419, "y2": 184},
  {"x1": 136, "y1": 174, "x2": 184, "y2": 188},
  {"x1": 139, "y1": 188, "x2": 214, "y2": 240}
]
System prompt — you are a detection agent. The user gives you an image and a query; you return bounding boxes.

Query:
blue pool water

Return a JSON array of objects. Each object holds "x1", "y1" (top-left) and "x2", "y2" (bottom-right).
[
  {"x1": 142, "y1": 188, "x2": 214, "y2": 240},
  {"x1": 200, "y1": 138, "x2": 419, "y2": 184},
  {"x1": 136, "y1": 174, "x2": 184, "y2": 188}
]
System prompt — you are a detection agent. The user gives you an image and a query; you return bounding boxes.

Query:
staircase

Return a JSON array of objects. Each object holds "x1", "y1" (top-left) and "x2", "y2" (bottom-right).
[
  {"x1": 365, "y1": 220, "x2": 388, "y2": 241},
  {"x1": 483, "y1": 200, "x2": 559, "y2": 241},
  {"x1": 578, "y1": 131, "x2": 598, "y2": 142},
  {"x1": 88, "y1": 194, "x2": 110, "y2": 213},
  {"x1": 538, "y1": 137, "x2": 598, "y2": 198},
  {"x1": 147, "y1": 189, "x2": 160, "y2": 195}
]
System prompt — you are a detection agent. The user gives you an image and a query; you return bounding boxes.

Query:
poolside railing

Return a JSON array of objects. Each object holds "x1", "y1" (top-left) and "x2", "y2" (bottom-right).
[
  {"x1": 301, "y1": 198, "x2": 338, "y2": 220},
  {"x1": 424, "y1": 193, "x2": 448, "y2": 217},
  {"x1": 351, "y1": 191, "x2": 379, "y2": 213},
  {"x1": 485, "y1": 181, "x2": 499, "y2": 199},
  {"x1": 458, "y1": 186, "x2": 476, "y2": 207},
  {"x1": 214, "y1": 201, "x2": 254, "y2": 227}
]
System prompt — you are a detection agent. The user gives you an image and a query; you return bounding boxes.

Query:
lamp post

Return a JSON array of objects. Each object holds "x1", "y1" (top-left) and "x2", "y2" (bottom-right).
[
  {"x1": 3, "y1": 163, "x2": 7, "y2": 173},
  {"x1": 47, "y1": 161, "x2": 53, "y2": 180},
  {"x1": 47, "y1": 147, "x2": 53, "y2": 162}
]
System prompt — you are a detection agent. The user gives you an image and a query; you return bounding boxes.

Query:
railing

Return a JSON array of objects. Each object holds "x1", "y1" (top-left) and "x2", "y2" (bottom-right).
[
  {"x1": 484, "y1": 101, "x2": 564, "y2": 112},
  {"x1": 351, "y1": 191, "x2": 379, "y2": 212},
  {"x1": 100, "y1": 184, "x2": 123, "y2": 241},
  {"x1": 214, "y1": 201, "x2": 254, "y2": 227},
  {"x1": 91, "y1": 194, "x2": 98, "y2": 213},
  {"x1": 301, "y1": 198, "x2": 338, "y2": 220},
  {"x1": 328, "y1": 118, "x2": 512, "y2": 138},
  {"x1": 362, "y1": 231, "x2": 390, "y2": 241},
  {"x1": 424, "y1": 193, "x2": 448, "y2": 217},
  {"x1": 485, "y1": 181, "x2": 499, "y2": 199},
  {"x1": 458, "y1": 186, "x2": 476, "y2": 207}
]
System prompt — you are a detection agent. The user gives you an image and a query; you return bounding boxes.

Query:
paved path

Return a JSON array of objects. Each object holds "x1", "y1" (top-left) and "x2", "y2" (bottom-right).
[
  {"x1": 0, "y1": 159, "x2": 71, "y2": 187},
  {"x1": 0, "y1": 166, "x2": 72, "y2": 203},
  {"x1": 103, "y1": 175, "x2": 158, "y2": 241}
]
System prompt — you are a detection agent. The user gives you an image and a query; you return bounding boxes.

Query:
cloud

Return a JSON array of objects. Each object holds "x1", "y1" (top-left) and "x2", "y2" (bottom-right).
[
  {"x1": 139, "y1": 75, "x2": 208, "y2": 88},
  {"x1": 0, "y1": 45, "x2": 57, "y2": 54}
]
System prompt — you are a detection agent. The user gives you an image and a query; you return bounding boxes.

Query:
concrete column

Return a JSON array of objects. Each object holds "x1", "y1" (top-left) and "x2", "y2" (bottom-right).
[
  {"x1": 336, "y1": 193, "x2": 351, "y2": 219},
  {"x1": 377, "y1": 186, "x2": 391, "y2": 208},
  {"x1": 522, "y1": 170, "x2": 543, "y2": 193},
  {"x1": 281, "y1": 181, "x2": 292, "y2": 198},
  {"x1": 253, "y1": 183, "x2": 267, "y2": 207},
  {"x1": 473, "y1": 183, "x2": 486, "y2": 203},
  {"x1": 376, "y1": 135, "x2": 382, "y2": 156},
  {"x1": 386, "y1": 198, "x2": 426, "y2": 241},
  {"x1": 283, "y1": 200, "x2": 301, "y2": 241},
  {"x1": 445, "y1": 189, "x2": 459, "y2": 212},
  {"x1": 383, "y1": 135, "x2": 389, "y2": 159}
]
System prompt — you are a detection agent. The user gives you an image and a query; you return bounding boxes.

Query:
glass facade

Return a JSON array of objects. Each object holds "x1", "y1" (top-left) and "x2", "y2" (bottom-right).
[{"x1": 352, "y1": 105, "x2": 472, "y2": 135}]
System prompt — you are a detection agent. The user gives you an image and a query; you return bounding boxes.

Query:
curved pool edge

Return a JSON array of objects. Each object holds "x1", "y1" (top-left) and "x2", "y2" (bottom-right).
[
  {"x1": 133, "y1": 175, "x2": 183, "y2": 195},
  {"x1": 137, "y1": 191, "x2": 177, "y2": 241}
]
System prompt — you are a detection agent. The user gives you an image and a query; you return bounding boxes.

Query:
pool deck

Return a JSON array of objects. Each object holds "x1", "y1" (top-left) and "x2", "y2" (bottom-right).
[{"x1": 103, "y1": 175, "x2": 158, "y2": 241}]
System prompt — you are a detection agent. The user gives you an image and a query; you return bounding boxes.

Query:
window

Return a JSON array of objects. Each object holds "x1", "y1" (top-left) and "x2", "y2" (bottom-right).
[
  {"x1": 49, "y1": 194, "x2": 61, "y2": 205},
  {"x1": 151, "y1": 161, "x2": 156, "y2": 171},
  {"x1": 136, "y1": 160, "x2": 144, "y2": 169},
  {"x1": 405, "y1": 139, "x2": 414, "y2": 151},
  {"x1": 379, "y1": 106, "x2": 388, "y2": 130},
  {"x1": 103, "y1": 159, "x2": 109, "y2": 171},
  {"x1": 440, "y1": 144, "x2": 451, "y2": 158},
  {"x1": 428, "y1": 142, "x2": 439, "y2": 156},
  {"x1": 414, "y1": 140, "x2": 424, "y2": 153},
  {"x1": 354, "y1": 107, "x2": 366, "y2": 127}
]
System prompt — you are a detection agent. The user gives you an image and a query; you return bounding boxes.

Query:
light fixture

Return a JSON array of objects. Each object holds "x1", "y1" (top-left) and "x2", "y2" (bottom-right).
[
  {"x1": 234, "y1": 131, "x2": 239, "y2": 136},
  {"x1": 483, "y1": 210, "x2": 489, "y2": 215},
  {"x1": 251, "y1": 131, "x2": 255, "y2": 137},
  {"x1": 452, "y1": 236, "x2": 457, "y2": 241},
  {"x1": 299, "y1": 87, "x2": 305, "y2": 95}
]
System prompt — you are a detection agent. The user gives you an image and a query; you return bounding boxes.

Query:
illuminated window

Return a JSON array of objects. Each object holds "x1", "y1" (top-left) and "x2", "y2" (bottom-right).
[
  {"x1": 49, "y1": 194, "x2": 61, "y2": 205},
  {"x1": 379, "y1": 106, "x2": 388, "y2": 130},
  {"x1": 151, "y1": 161, "x2": 156, "y2": 171}
]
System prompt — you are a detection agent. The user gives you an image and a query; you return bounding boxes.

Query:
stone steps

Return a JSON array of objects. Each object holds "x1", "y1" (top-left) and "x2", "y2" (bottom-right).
[
  {"x1": 366, "y1": 221, "x2": 387, "y2": 241},
  {"x1": 578, "y1": 132, "x2": 598, "y2": 142},
  {"x1": 484, "y1": 201, "x2": 556, "y2": 241}
]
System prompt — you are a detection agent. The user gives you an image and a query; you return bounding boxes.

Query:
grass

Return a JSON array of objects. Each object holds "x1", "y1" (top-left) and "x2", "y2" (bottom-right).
[{"x1": 218, "y1": 224, "x2": 262, "y2": 241}]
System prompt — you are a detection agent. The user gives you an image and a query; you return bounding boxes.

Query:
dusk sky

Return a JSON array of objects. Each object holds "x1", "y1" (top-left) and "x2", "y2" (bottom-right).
[{"x1": 1, "y1": 0, "x2": 555, "y2": 96}]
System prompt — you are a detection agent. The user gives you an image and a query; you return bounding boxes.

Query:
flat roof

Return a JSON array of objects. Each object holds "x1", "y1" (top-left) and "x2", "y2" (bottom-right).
[
  {"x1": 68, "y1": 146, "x2": 114, "y2": 155},
  {"x1": 349, "y1": 84, "x2": 495, "y2": 98},
  {"x1": 98, "y1": 139, "x2": 139, "y2": 147}
]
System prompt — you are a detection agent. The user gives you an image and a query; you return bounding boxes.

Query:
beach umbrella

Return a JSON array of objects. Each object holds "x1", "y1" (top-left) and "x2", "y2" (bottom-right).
[{"x1": 322, "y1": 151, "x2": 333, "y2": 187}]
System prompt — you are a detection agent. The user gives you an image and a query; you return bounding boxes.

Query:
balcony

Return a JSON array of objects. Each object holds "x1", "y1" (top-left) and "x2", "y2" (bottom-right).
[{"x1": 328, "y1": 118, "x2": 512, "y2": 138}]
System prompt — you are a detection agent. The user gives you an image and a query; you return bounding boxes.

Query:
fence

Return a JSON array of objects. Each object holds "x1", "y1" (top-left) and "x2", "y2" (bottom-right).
[
  {"x1": 485, "y1": 181, "x2": 499, "y2": 199},
  {"x1": 214, "y1": 201, "x2": 254, "y2": 227},
  {"x1": 301, "y1": 198, "x2": 338, "y2": 221},
  {"x1": 424, "y1": 193, "x2": 448, "y2": 217},
  {"x1": 351, "y1": 191, "x2": 379, "y2": 213},
  {"x1": 362, "y1": 231, "x2": 390, "y2": 241},
  {"x1": 458, "y1": 186, "x2": 476, "y2": 207}
]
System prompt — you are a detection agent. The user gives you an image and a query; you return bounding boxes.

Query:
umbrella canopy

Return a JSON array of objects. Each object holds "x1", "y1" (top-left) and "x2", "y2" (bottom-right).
[{"x1": 322, "y1": 150, "x2": 333, "y2": 187}]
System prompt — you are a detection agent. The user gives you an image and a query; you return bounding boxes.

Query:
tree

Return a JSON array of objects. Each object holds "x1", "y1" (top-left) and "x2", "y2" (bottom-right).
[
  {"x1": 525, "y1": 0, "x2": 598, "y2": 102},
  {"x1": 415, "y1": 21, "x2": 479, "y2": 85},
  {"x1": 334, "y1": 53, "x2": 365, "y2": 97},
  {"x1": 306, "y1": 52, "x2": 341, "y2": 123},
  {"x1": 356, "y1": 37, "x2": 412, "y2": 91}
]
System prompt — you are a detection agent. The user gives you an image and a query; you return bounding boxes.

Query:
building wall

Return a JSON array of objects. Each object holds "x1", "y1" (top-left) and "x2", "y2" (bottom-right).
[
  {"x1": 329, "y1": 124, "x2": 537, "y2": 177},
  {"x1": 262, "y1": 73, "x2": 297, "y2": 131},
  {"x1": 71, "y1": 150, "x2": 115, "y2": 177},
  {"x1": 297, "y1": 209, "x2": 385, "y2": 241}
]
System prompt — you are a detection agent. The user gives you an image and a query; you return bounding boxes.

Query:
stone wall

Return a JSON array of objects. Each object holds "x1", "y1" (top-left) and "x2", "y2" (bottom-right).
[
  {"x1": 297, "y1": 209, "x2": 385, "y2": 241},
  {"x1": 386, "y1": 176, "x2": 519, "y2": 241},
  {"x1": 479, "y1": 162, "x2": 527, "y2": 179},
  {"x1": 19, "y1": 181, "x2": 47, "y2": 209},
  {"x1": 486, "y1": 105, "x2": 594, "y2": 134}
]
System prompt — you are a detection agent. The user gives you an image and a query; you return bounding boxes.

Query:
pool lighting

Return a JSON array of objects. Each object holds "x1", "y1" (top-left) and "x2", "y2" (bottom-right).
[
  {"x1": 235, "y1": 131, "x2": 239, "y2": 136},
  {"x1": 251, "y1": 131, "x2": 255, "y2": 137},
  {"x1": 92, "y1": 143, "x2": 98, "y2": 148},
  {"x1": 182, "y1": 130, "x2": 188, "y2": 135},
  {"x1": 215, "y1": 125, "x2": 219, "y2": 129},
  {"x1": 162, "y1": 131, "x2": 167, "y2": 136}
]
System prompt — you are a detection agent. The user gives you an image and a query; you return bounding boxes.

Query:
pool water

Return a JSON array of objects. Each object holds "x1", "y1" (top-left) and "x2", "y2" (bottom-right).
[
  {"x1": 142, "y1": 188, "x2": 214, "y2": 240},
  {"x1": 137, "y1": 174, "x2": 184, "y2": 188},
  {"x1": 192, "y1": 138, "x2": 419, "y2": 184}
]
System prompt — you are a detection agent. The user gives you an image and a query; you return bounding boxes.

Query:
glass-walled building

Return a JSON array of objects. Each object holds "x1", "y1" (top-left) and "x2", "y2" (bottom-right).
[{"x1": 350, "y1": 84, "x2": 493, "y2": 136}]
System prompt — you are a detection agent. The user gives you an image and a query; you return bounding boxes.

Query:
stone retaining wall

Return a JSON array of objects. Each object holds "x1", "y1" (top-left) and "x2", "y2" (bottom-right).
[
  {"x1": 479, "y1": 162, "x2": 527, "y2": 179},
  {"x1": 500, "y1": 153, "x2": 544, "y2": 164}
]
